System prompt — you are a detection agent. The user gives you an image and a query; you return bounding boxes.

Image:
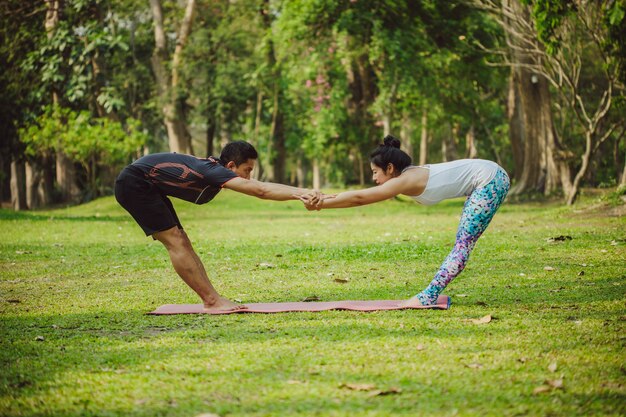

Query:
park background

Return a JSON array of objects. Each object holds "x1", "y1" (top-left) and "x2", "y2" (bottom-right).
[
  {"x1": 1, "y1": 0, "x2": 625, "y2": 207},
  {"x1": 1, "y1": 1, "x2": 625, "y2": 416}
]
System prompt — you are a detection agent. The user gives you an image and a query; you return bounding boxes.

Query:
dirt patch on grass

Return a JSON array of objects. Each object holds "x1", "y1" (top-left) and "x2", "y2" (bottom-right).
[{"x1": 570, "y1": 201, "x2": 626, "y2": 218}]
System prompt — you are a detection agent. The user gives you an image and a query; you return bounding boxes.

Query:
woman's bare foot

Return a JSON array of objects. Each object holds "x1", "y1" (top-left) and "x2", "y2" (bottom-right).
[
  {"x1": 203, "y1": 297, "x2": 247, "y2": 312},
  {"x1": 398, "y1": 297, "x2": 425, "y2": 308}
]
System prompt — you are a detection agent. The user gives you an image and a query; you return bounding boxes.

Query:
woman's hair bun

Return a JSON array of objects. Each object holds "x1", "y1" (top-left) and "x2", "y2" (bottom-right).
[{"x1": 382, "y1": 135, "x2": 401, "y2": 149}]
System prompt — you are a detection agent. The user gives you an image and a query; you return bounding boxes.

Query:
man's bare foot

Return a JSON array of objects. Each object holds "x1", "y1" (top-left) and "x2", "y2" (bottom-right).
[
  {"x1": 203, "y1": 297, "x2": 247, "y2": 312},
  {"x1": 398, "y1": 297, "x2": 425, "y2": 308}
]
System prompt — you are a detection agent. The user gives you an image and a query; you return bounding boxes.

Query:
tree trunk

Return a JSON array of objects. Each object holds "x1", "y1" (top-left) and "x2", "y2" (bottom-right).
[
  {"x1": 25, "y1": 161, "x2": 42, "y2": 209},
  {"x1": 619, "y1": 147, "x2": 626, "y2": 187},
  {"x1": 261, "y1": 0, "x2": 286, "y2": 184},
  {"x1": 400, "y1": 113, "x2": 414, "y2": 162},
  {"x1": 0, "y1": 155, "x2": 4, "y2": 204},
  {"x1": 251, "y1": 90, "x2": 264, "y2": 180},
  {"x1": 267, "y1": 77, "x2": 286, "y2": 183},
  {"x1": 150, "y1": 0, "x2": 194, "y2": 154},
  {"x1": 501, "y1": 0, "x2": 572, "y2": 197},
  {"x1": 10, "y1": 160, "x2": 26, "y2": 210},
  {"x1": 271, "y1": 108, "x2": 286, "y2": 183},
  {"x1": 503, "y1": 0, "x2": 544, "y2": 194},
  {"x1": 507, "y1": 68, "x2": 525, "y2": 180},
  {"x1": 206, "y1": 114, "x2": 215, "y2": 157},
  {"x1": 511, "y1": 70, "x2": 546, "y2": 193},
  {"x1": 312, "y1": 159, "x2": 321, "y2": 190},
  {"x1": 56, "y1": 152, "x2": 80, "y2": 202},
  {"x1": 566, "y1": 131, "x2": 594, "y2": 205},
  {"x1": 442, "y1": 122, "x2": 459, "y2": 162},
  {"x1": 419, "y1": 107, "x2": 428, "y2": 166},
  {"x1": 382, "y1": 82, "x2": 398, "y2": 137},
  {"x1": 24, "y1": 153, "x2": 54, "y2": 209},
  {"x1": 465, "y1": 125, "x2": 477, "y2": 159},
  {"x1": 46, "y1": 0, "x2": 77, "y2": 204},
  {"x1": 356, "y1": 151, "x2": 365, "y2": 186},
  {"x1": 296, "y1": 157, "x2": 306, "y2": 188},
  {"x1": 41, "y1": 153, "x2": 54, "y2": 205}
]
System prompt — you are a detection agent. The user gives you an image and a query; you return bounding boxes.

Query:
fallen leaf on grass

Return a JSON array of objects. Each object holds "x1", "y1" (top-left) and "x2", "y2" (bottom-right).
[
  {"x1": 339, "y1": 383, "x2": 402, "y2": 396},
  {"x1": 368, "y1": 387, "x2": 402, "y2": 397},
  {"x1": 469, "y1": 315, "x2": 493, "y2": 324},
  {"x1": 334, "y1": 278, "x2": 350, "y2": 283},
  {"x1": 533, "y1": 385, "x2": 552, "y2": 395},
  {"x1": 340, "y1": 383, "x2": 377, "y2": 391},
  {"x1": 533, "y1": 379, "x2": 564, "y2": 395},
  {"x1": 547, "y1": 235, "x2": 572, "y2": 243},
  {"x1": 465, "y1": 363, "x2": 483, "y2": 369},
  {"x1": 544, "y1": 266, "x2": 555, "y2": 271},
  {"x1": 301, "y1": 296, "x2": 320, "y2": 302},
  {"x1": 548, "y1": 362, "x2": 557, "y2": 373},
  {"x1": 547, "y1": 379, "x2": 564, "y2": 388}
]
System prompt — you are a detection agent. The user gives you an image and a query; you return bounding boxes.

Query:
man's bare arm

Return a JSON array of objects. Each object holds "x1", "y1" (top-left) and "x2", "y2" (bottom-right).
[{"x1": 223, "y1": 177, "x2": 317, "y2": 201}]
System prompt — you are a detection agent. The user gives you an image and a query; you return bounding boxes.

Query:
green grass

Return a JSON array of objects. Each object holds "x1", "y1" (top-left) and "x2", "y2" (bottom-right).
[{"x1": 1, "y1": 189, "x2": 625, "y2": 417}]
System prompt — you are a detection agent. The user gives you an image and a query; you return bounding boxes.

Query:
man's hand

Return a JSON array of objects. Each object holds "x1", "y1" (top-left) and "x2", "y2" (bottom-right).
[
  {"x1": 303, "y1": 190, "x2": 322, "y2": 206},
  {"x1": 295, "y1": 192, "x2": 336, "y2": 211}
]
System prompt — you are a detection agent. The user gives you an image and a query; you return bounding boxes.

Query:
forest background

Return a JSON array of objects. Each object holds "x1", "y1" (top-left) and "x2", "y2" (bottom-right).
[{"x1": 1, "y1": 0, "x2": 625, "y2": 209}]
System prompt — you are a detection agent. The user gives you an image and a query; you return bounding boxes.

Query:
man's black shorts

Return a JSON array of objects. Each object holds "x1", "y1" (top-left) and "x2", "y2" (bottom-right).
[{"x1": 115, "y1": 165, "x2": 182, "y2": 236}]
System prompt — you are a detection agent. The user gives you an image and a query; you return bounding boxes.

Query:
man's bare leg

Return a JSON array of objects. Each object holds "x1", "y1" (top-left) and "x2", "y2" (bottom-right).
[{"x1": 153, "y1": 226, "x2": 243, "y2": 312}]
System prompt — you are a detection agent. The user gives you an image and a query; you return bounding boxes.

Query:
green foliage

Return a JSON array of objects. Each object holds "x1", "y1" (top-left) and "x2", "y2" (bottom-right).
[
  {"x1": 21, "y1": 106, "x2": 146, "y2": 166},
  {"x1": 3, "y1": 0, "x2": 625, "y2": 201},
  {"x1": 0, "y1": 1, "x2": 46, "y2": 158},
  {"x1": 19, "y1": 105, "x2": 147, "y2": 196},
  {"x1": 21, "y1": 14, "x2": 128, "y2": 107},
  {"x1": 606, "y1": 0, "x2": 626, "y2": 84},
  {"x1": 521, "y1": 0, "x2": 575, "y2": 55}
]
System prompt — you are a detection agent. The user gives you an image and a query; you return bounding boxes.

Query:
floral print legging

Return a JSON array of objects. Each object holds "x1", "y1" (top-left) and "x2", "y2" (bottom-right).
[{"x1": 417, "y1": 168, "x2": 510, "y2": 305}]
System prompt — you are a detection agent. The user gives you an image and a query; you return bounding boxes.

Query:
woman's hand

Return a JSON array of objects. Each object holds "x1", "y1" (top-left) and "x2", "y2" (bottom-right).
[{"x1": 295, "y1": 192, "x2": 336, "y2": 211}]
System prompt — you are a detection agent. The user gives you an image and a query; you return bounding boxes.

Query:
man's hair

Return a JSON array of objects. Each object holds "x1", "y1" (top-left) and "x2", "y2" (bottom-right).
[{"x1": 219, "y1": 140, "x2": 258, "y2": 166}]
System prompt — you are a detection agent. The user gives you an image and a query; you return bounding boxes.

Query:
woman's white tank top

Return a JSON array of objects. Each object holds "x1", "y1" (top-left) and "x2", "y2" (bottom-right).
[{"x1": 405, "y1": 159, "x2": 500, "y2": 205}]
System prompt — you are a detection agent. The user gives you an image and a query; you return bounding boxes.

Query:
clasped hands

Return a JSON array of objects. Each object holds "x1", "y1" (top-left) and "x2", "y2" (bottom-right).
[{"x1": 294, "y1": 190, "x2": 336, "y2": 211}]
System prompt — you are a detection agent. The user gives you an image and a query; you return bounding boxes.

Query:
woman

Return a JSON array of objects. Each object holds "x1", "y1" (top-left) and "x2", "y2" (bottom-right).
[{"x1": 300, "y1": 135, "x2": 510, "y2": 306}]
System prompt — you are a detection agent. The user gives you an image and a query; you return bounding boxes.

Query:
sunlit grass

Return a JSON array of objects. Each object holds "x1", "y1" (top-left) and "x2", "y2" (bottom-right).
[{"x1": 1, "y1": 190, "x2": 624, "y2": 416}]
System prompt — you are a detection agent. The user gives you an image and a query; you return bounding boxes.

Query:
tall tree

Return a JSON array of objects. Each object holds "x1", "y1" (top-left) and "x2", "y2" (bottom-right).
[
  {"x1": 475, "y1": 0, "x2": 625, "y2": 203},
  {"x1": 149, "y1": 0, "x2": 196, "y2": 154},
  {"x1": 260, "y1": 0, "x2": 286, "y2": 183}
]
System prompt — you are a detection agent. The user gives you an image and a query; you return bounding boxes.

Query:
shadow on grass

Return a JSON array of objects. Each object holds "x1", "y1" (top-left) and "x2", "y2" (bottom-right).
[{"x1": 1, "y1": 304, "x2": 624, "y2": 416}]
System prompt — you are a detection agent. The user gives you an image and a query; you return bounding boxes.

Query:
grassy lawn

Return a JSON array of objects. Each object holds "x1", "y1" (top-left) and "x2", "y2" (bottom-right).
[{"x1": 1, "y1": 189, "x2": 624, "y2": 417}]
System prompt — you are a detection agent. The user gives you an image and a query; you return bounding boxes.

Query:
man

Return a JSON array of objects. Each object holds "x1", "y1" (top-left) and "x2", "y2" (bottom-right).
[{"x1": 115, "y1": 140, "x2": 319, "y2": 312}]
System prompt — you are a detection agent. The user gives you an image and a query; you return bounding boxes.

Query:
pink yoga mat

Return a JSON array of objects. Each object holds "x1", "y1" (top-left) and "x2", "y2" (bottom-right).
[{"x1": 148, "y1": 295, "x2": 450, "y2": 315}]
